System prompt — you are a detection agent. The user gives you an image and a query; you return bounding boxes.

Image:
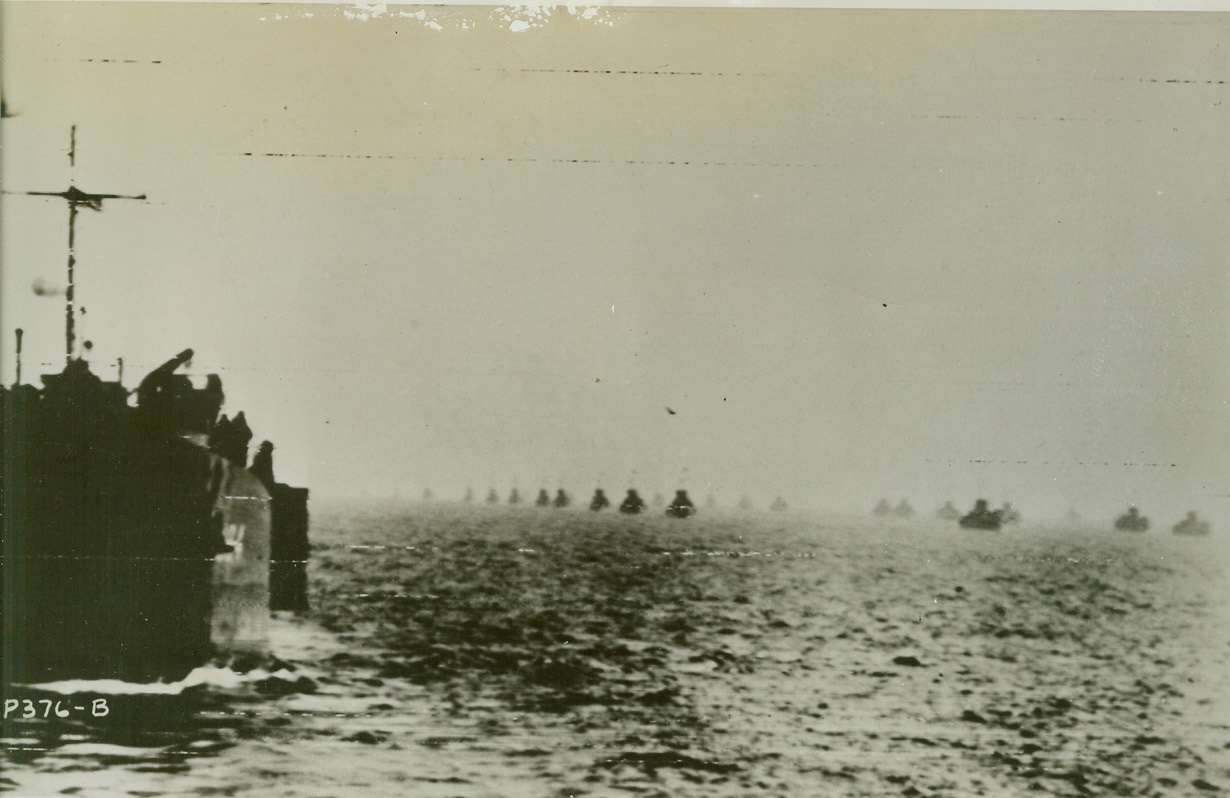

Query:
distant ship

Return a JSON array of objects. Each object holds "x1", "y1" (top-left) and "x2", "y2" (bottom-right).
[
  {"x1": 738, "y1": 495, "x2": 754, "y2": 511},
  {"x1": 873, "y1": 499, "x2": 893, "y2": 517},
  {"x1": 770, "y1": 496, "x2": 789, "y2": 512},
  {"x1": 535, "y1": 489, "x2": 551, "y2": 507},
  {"x1": 998, "y1": 502, "x2": 1021, "y2": 525},
  {"x1": 666, "y1": 489, "x2": 696, "y2": 518},
  {"x1": 509, "y1": 488, "x2": 522, "y2": 505},
  {"x1": 1114, "y1": 506, "x2": 1149, "y2": 532},
  {"x1": 553, "y1": 489, "x2": 571, "y2": 509},
  {"x1": 486, "y1": 488, "x2": 500, "y2": 504},
  {"x1": 936, "y1": 501, "x2": 961, "y2": 521},
  {"x1": 1172, "y1": 511, "x2": 1210, "y2": 536},
  {"x1": 893, "y1": 500, "x2": 915, "y2": 519},
  {"x1": 958, "y1": 499, "x2": 1003, "y2": 530},
  {"x1": 619, "y1": 489, "x2": 646, "y2": 514},
  {"x1": 590, "y1": 488, "x2": 610, "y2": 511}
]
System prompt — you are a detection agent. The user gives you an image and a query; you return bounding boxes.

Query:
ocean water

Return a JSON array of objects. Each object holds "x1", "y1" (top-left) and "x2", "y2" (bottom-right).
[{"x1": 4, "y1": 503, "x2": 1230, "y2": 797}]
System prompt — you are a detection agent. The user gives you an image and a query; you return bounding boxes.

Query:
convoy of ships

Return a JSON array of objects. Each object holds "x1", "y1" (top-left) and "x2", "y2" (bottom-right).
[
  {"x1": 0, "y1": 128, "x2": 1217, "y2": 691},
  {"x1": 411, "y1": 484, "x2": 1214, "y2": 537}
]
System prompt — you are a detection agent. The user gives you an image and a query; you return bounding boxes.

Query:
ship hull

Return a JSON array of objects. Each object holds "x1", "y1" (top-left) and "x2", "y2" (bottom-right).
[
  {"x1": 3, "y1": 389, "x2": 220, "y2": 682},
  {"x1": 2, "y1": 374, "x2": 275, "y2": 684}
]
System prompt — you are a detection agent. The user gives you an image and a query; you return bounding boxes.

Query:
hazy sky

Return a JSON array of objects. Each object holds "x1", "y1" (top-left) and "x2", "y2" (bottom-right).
[{"x1": 2, "y1": 3, "x2": 1227, "y2": 524}]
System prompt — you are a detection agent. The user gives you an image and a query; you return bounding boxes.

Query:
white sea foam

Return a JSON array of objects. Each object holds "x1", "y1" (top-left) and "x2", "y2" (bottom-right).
[{"x1": 21, "y1": 665, "x2": 296, "y2": 696}]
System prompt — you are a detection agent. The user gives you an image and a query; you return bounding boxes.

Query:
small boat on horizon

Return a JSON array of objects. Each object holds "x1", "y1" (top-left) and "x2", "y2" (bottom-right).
[
  {"x1": 666, "y1": 489, "x2": 696, "y2": 518},
  {"x1": 619, "y1": 488, "x2": 646, "y2": 514},
  {"x1": 936, "y1": 501, "x2": 961, "y2": 521},
  {"x1": 1115, "y1": 506, "x2": 1149, "y2": 532},
  {"x1": 958, "y1": 499, "x2": 1003, "y2": 530},
  {"x1": 590, "y1": 488, "x2": 610, "y2": 511},
  {"x1": 1172, "y1": 511, "x2": 1210, "y2": 536}
]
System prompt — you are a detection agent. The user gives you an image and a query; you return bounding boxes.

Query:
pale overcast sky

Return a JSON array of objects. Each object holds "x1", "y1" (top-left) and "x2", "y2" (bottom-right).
[{"x1": 2, "y1": 4, "x2": 1227, "y2": 525}]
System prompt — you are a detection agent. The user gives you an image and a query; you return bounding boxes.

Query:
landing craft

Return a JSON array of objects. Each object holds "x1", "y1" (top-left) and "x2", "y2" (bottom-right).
[
  {"x1": 1173, "y1": 511, "x2": 1211, "y2": 536},
  {"x1": 2, "y1": 129, "x2": 309, "y2": 679},
  {"x1": 959, "y1": 499, "x2": 1002, "y2": 530},
  {"x1": 666, "y1": 489, "x2": 696, "y2": 518},
  {"x1": 1114, "y1": 506, "x2": 1149, "y2": 532},
  {"x1": 936, "y1": 501, "x2": 961, "y2": 521},
  {"x1": 619, "y1": 488, "x2": 646, "y2": 514}
]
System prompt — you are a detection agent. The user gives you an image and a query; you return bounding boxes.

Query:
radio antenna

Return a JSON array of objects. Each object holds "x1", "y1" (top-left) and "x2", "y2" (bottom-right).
[{"x1": 5, "y1": 126, "x2": 147, "y2": 362}]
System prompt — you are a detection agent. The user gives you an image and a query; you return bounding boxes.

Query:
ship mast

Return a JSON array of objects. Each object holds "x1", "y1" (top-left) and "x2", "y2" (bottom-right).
[
  {"x1": 12, "y1": 126, "x2": 146, "y2": 363},
  {"x1": 13, "y1": 328, "x2": 22, "y2": 386}
]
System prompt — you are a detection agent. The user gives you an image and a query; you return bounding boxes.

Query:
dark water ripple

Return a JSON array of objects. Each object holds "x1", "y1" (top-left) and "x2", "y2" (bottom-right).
[{"x1": 4, "y1": 503, "x2": 1229, "y2": 797}]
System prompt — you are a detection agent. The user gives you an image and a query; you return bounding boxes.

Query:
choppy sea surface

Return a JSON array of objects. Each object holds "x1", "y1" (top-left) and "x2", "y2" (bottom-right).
[{"x1": 4, "y1": 503, "x2": 1230, "y2": 797}]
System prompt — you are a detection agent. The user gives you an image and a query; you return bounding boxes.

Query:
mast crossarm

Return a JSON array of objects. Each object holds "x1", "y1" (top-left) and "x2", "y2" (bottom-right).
[{"x1": 18, "y1": 186, "x2": 147, "y2": 211}]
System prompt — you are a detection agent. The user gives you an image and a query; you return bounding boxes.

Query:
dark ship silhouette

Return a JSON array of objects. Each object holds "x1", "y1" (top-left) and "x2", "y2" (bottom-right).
[
  {"x1": 2, "y1": 348, "x2": 309, "y2": 682},
  {"x1": 737, "y1": 495, "x2": 754, "y2": 511},
  {"x1": 666, "y1": 489, "x2": 696, "y2": 518},
  {"x1": 873, "y1": 498, "x2": 893, "y2": 517},
  {"x1": 1, "y1": 135, "x2": 309, "y2": 681},
  {"x1": 535, "y1": 489, "x2": 551, "y2": 507},
  {"x1": 486, "y1": 488, "x2": 500, "y2": 504},
  {"x1": 552, "y1": 489, "x2": 571, "y2": 509},
  {"x1": 770, "y1": 496, "x2": 789, "y2": 512},
  {"x1": 958, "y1": 499, "x2": 1003, "y2": 530},
  {"x1": 1114, "y1": 506, "x2": 1149, "y2": 532},
  {"x1": 250, "y1": 441, "x2": 310, "y2": 615},
  {"x1": 893, "y1": 500, "x2": 915, "y2": 519},
  {"x1": 619, "y1": 489, "x2": 646, "y2": 514},
  {"x1": 590, "y1": 488, "x2": 610, "y2": 511},
  {"x1": 508, "y1": 488, "x2": 522, "y2": 505},
  {"x1": 1173, "y1": 511, "x2": 1211, "y2": 536}
]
